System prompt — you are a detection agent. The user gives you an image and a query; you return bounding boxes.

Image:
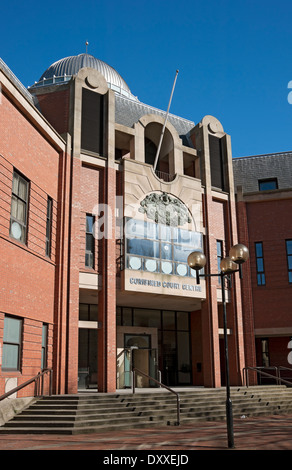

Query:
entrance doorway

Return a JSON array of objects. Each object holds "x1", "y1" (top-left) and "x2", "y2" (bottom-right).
[
  {"x1": 117, "y1": 307, "x2": 192, "y2": 386},
  {"x1": 124, "y1": 334, "x2": 158, "y2": 388}
]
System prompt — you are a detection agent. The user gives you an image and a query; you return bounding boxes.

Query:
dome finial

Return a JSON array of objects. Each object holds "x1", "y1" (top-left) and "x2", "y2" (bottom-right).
[{"x1": 85, "y1": 41, "x2": 89, "y2": 54}]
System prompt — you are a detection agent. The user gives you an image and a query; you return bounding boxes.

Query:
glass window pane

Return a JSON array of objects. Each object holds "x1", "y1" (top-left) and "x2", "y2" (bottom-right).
[
  {"x1": 42, "y1": 324, "x2": 48, "y2": 347},
  {"x1": 79, "y1": 304, "x2": 89, "y2": 321},
  {"x1": 11, "y1": 196, "x2": 18, "y2": 218},
  {"x1": 85, "y1": 252, "x2": 93, "y2": 268},
  {"x1": 47, "y1": 198, "x2": 52, "y2": 218},
  {"x1": 18, "y1": 176, "x2": 28, "y2": 200},
  {"x1": 217, "y1": 240, "x2": 223, "y2": 256},
  {"x1": 171, "y1": 227, "x2": 179, "y2": 243},
  {"x1": 122, "y1": 308, "x2": 132, "y2": 326},
  {"x1": 257, "y1": 258, "x2": 264, "y2": 273},
  {"x1": 2, "y1": 344, "x2": 19, "y2": 369},
  {"x1": 160, "y1": 225, "x2": 172, "y2": 242},
  {"x1": 86, "y1": 215, "x2": 94, "y2": 232},
  {"x1": 259, "y1": 179, "x2": 277, "y2": 191},
  {"x1": 16, "y1": 199, "x2": 26, "y2": 224},
  {"x1": 3, "y1": 317, "x2": 21, "y2": 343},
  {"x1": 177, "y1": 312, "x2": 189, "y2": 330},
  {"x1": 255, "y1": 243, "x2": 263, "y2": 257},
  {"x1": 86, "y1": 233, "x2": 94, "y2": 251},
  {"x1": 288, "y1": 256, "x2": 292, "y2": 270},
  {"x1": 133, "y1": 309, "x2": 161, "y2": 328},
  {"x1": 173, "y1": 245, "x2": 190, "y2": 263},
  {"x1": 145, "y1": 222, "x2": 157, "y2": 239},
  {"x1": 89, "y1": 304, "x2": 98, "y2": 321},
  {"x1": 127, "y1": 238, "x2": 159, "y2": 258},
  {"x1": 163, "y1": 311, "x2": 175, "y2": 330},
  {"x1": 286, "y1": 240, "x2": 292, "y2": 255},
  {"x1": 289, "y1": 272, "x2": 292, "y2": 283},
  {"x1": 125, "y1": 219, "x2": 145, "y2": 238},
  {"x1": 178, "y1": 229, "x2": 191, "y2": 245},
  {"x1": 46, "y1": 221, "x2": 51, "y2": 239},
  {"x1": 177, "y1": 332, "x2": 190, "y2": 369},
  {"x1": 12, "y1": 172, "x2": 19, "y2": 194},
  {"x1": 161, "y1": 243, "x2": 172, "y2": 260}
]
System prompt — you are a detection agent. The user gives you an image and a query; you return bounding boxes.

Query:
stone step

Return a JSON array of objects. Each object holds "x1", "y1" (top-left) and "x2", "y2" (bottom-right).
[{"x1": 1, "y1": 385, "x2": 292, "y2": 434}]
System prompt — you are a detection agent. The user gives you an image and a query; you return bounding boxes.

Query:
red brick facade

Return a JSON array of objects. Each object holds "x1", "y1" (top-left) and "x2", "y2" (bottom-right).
[
  {"x1": 237, "y1": 195, "x2": 292, "y2": 378},
  {"x1": 0, "y1": 74, "x2": 70, "y2": 396},
  {"x1": 1, "y1": 56, "x2": 291, "y2": 400}
]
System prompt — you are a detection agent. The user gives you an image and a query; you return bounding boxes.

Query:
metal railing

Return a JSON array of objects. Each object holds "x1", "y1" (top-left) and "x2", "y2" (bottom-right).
[
  {"x1": 243, "y1": 366, "x2": 292, "y2": 388},
  {"x1": 0, "y1": 369, "x2": 53, "y2": 402},
  {"x1": 154, "y1": 170, "x2": 176, "y2": 183},
  {"x1": 132, "y1": 367, "x2": 180, "y2": 425}
]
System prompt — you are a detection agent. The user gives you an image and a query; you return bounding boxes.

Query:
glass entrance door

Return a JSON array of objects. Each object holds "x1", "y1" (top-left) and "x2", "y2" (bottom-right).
[{"x1": 124, "y1": 334, "x2": 158, "y2": 388}]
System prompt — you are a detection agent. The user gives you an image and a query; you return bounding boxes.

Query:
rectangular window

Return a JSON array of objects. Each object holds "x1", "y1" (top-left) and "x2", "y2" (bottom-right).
[
  {"x1": 85, "y1": 214, "x2": 95, "y2": 268},
  {"x1": 41, "y1": 324, "x2": 48, "y2": 370},
  {"x1": 125, "y1": 218, "x2": 203, "y2": 278},
  {"x1": 2, "y1": 316, "x2": 22, "y2": 371},
  {"x1": 255, "y1": 242, "x2": 266, "y2": 285},
  {"x1": 286, "y1": 240, "x2": 292, "y2": 283},
  {"x1": 258, "y1": 178, "x2": 278, "y2": 191},
  {"x1": 46, "y1": 197, "x2": 52, "y2": 257},
  {"x1": 10, "y1": 170, "x2": 29, "y2": 244}
]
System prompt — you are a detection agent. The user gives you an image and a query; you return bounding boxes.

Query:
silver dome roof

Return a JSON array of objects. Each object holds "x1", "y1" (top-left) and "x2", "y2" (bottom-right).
[{"x1": 31, "y1": 53, "x2": 137, "y2": 100}]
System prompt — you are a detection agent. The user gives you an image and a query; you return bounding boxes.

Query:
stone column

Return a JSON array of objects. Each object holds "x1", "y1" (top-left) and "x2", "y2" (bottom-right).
[{"x1": 97, "y1": 90, "x2": 117, "y2": 392}]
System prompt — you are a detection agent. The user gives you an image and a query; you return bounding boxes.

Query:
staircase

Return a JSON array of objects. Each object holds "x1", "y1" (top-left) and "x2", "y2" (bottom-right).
[{"x1": 1, "y1": 385, "x2": 292, "y2": 435}]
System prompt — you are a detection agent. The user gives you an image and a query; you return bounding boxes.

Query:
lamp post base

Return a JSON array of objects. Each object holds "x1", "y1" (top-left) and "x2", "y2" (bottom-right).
[{"x1": 226, "y1": 398, "x2": 235, "y2": 448}]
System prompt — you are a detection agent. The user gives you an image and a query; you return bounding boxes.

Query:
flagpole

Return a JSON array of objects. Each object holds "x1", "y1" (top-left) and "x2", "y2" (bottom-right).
[{"x1": 153, "y1": 69, "x2": 179, "y2": 172}]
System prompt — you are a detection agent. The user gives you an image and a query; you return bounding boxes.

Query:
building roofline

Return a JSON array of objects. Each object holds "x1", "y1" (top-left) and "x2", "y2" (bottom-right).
[
  {"x1": 115, "y1": 93, "x2": 195, "y2": 128},
  {"x1": 234, "y1": 150, "x2": 292, "y2": 161}
]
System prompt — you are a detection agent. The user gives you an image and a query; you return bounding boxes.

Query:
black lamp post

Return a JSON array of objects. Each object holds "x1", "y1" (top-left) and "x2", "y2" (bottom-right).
[{"x1": 187, "y1": 243, "x2": 249, "y2": 449}]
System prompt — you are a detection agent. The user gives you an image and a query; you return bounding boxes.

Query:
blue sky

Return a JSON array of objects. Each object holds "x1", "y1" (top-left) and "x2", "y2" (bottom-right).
[{"x1": 1, "y1": 0, "x2": 291, "y2": 157}]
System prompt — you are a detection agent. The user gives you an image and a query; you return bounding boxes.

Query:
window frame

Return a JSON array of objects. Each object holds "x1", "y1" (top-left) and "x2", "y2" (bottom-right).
[
  {"x1": 10, "y1": 170, "x2": 30, "y2": 244},
  {"x1": 41, "y1": 323, "x2": 48, "y2": 370},
  {"x1": 85, "y1": 214, "x2": 95, "y2": 269},
  {"x1": 45, "y1": 196, "x2": 53, "y2": 257},
  {"x1": 125, "y1": 217, "x2": 203, "y2": 278},
  {"x1": 286, "y1": 239, "x2": 292, "y2": 284},
  {"x1": 255, "y1": 242, "x2": 266, "y2": 286},
  {"x1": 2, "y1": 315, "x2": 23, "y2": 372},
  {"x1": 258, "y1": 178, "x2": 278, "y2": 191}
]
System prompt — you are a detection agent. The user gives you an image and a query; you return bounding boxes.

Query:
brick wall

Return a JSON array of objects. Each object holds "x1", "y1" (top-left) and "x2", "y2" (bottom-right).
[
  {"x1": 246, "y1": 198, "x2": 292, "y2": 329},
  {"x1": 35, "y1": 87, "x2": 70, "y2": 136},
  {"x1": 0, "y1": 86, "x2": 67, "y2": 396}
]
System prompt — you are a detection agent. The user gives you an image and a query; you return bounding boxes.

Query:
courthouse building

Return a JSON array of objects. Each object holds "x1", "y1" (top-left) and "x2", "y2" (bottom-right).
[{"x1": 0, "y1": 53, "x2": 291, "y2": 397}]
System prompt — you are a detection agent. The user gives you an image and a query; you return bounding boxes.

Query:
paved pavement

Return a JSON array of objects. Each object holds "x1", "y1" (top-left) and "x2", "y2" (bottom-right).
[{"x1": 0, "y1": 413, "x2": 292, "y2": 452}]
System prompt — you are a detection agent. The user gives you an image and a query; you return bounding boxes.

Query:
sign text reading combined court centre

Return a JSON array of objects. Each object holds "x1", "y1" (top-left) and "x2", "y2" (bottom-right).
[{"x1": 129, "y1": 277, "x2": 202, "y2": 292}]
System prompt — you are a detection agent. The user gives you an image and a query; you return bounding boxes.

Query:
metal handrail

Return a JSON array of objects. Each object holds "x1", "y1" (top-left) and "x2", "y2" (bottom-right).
[
  {"x1": 154, "y1": 170, "x2": 176, "y2": 182},
  {"x1": 132, "y1": 367, "x2": 180, "y2": 425},
  {"x1": 243, "y1": 366, "x2": 292, "y2": 387},
  {"x1": 0, "y1": 369, "x2": 53, "y2": 402}
]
